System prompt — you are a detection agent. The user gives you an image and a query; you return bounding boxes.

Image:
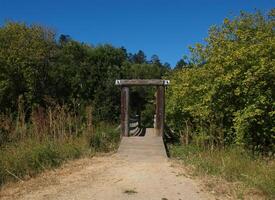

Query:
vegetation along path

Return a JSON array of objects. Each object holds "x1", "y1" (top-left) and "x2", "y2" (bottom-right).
[{"x1": 0, "y1": 129, "x2": 214, "y2": 200}]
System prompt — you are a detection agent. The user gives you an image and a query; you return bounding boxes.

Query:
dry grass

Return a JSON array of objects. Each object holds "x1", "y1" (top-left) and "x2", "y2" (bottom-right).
[
  {"x1": 0, "y1": 100, "x2": 119, "y2": 187},
  {"x1": 169, "y1": 145, "x2": 275, "y2": 199},
  {"x1": 1, "y1": 100, "x2": 87, "y2": 146}
]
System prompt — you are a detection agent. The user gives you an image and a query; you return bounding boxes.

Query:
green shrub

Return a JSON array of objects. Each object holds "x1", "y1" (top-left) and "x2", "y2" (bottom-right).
[
  {"x1": 166, "y1": 10, "x2": 275, "y2": 152},
  {"x1": 89, "y1": 124, "x2": 120, "y2": 152}
]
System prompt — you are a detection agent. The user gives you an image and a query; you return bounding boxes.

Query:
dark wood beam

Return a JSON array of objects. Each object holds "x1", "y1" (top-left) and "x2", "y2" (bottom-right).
[
  {"x1": 121, "y1": 87, "x2": 129, "y2": 136},
  {"x1": 115, "y1": 79, "x2": 170, "y2": 86},
  {"x1": 156, "y1": 85, "x2": 165, "y2": 136}
]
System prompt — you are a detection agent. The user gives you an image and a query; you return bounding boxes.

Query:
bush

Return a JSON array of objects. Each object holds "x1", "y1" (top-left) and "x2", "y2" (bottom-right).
[
  {"x1": 166, "y1": 10, "x2": 275, "y2": 152},
  {"x1": 89, "y1": 123, "x2": 120, "y2": 152}
]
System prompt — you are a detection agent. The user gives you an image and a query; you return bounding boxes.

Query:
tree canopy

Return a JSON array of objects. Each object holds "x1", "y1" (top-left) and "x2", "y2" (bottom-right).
[
  {"x1": 0, "y1": 22, "x2": 170, "y2": 123},
  {"x1": 166, "y1": 10, "x2": 275, "y2": 152}
]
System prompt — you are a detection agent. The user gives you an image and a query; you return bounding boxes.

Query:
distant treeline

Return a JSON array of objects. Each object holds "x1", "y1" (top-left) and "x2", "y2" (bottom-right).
[{"x1": 0, "y1": 22, "x2": 170, "y2": 122}]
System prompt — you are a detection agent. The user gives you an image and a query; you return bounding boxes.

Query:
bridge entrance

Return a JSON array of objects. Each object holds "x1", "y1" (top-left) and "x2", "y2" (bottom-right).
[{"x1": 115, "y1": 79, "x2": 170, "y2": 137}]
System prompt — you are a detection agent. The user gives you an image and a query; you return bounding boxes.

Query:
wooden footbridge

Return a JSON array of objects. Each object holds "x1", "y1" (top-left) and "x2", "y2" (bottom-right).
[
  {"x1": 117, "y1": 128, "x2": 168, "y2": 161},
  {"x1": 115, "y1": 79, "x2": 170, "y2": 160}
]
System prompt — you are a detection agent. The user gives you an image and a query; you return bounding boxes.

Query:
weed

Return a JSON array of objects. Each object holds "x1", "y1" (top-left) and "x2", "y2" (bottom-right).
[{"x1": 88, "y1": 123, "x2": 120, "y2": 152}]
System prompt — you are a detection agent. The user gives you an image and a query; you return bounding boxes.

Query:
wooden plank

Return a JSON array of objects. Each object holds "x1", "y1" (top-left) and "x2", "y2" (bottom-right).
[
  {"x1": 117, "y1": 128, "x2": 167, "y2": 161},
  {"x1": 115, "y1": 79, "x2": 170, "y2": 86}
]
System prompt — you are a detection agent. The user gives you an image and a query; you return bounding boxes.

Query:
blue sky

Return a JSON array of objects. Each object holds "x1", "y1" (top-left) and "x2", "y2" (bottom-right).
[{"x1": 0, "y1": 0, "x2": 274, "y2": 66}]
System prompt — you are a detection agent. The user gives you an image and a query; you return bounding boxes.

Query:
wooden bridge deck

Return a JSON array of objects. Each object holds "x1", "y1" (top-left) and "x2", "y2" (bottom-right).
[{"x1": 117, "y1": 128, "x2": 167, "y2": 161}]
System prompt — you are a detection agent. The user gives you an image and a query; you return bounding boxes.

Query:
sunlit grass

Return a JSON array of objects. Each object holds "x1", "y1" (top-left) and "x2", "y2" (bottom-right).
[
  {"x1": 169, "y1": 145, "x2": 275, "y2": 199},
  {"x1": 0, "y1": 103, "x2": 120, "y2": 187}
]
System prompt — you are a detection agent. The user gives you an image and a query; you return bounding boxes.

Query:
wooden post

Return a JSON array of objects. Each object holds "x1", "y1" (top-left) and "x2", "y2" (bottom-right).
[
  {"x1": 156, "y1": 85, "x2": 165, "y2": 136},
  {"x1": 116, "y1": 79, "x2": 169, "y2": 137},
  {"x1": 121, "y1": 86, "x2": 129, "y2": 136}
]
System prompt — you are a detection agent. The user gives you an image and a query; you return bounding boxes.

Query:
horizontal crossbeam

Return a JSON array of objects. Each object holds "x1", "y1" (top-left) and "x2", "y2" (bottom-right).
[{"x1": 115, "y1": 79, "x2": 170, "y2": 86}]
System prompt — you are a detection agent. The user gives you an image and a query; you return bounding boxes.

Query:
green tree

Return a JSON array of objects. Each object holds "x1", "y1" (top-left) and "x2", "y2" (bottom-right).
[
  {"x1": 167, "y1": 10, "x2": 275, "y2": 152},
  {"x1": 0, "y1": 22, "x2": 170, "y2": 127},
  {"x1": 0, "y1": 22, "x2": 57, "y2": 112},
  {"x1": 174, "y1": 58, "x2": 188, "y2": 70},
  {"x1": 130, "y1": 50, "x2": 147, "y2": 64}
]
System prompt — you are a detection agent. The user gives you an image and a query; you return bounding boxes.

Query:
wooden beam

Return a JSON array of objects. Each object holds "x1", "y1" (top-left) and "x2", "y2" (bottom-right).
[
  {"x1": 156, "y1": 85, "x2": 165, "y2": 136},
  {"x1": 121, "y1": 86, "x2": 129, "y2": 136},
  {"x1": 115, "y1": 79, "x2": 170, "y2": 86}
]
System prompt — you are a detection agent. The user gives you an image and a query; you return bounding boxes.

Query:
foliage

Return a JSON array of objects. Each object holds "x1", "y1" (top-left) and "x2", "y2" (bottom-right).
[
  {"x1": 88, "y1": 123, "x2": 120, "y2": 152},
  {"x1": 0, "y1": 22, "x2": 56, "y2": 112},
  {"x1": 166, "y1": 10, "x2": 275, "y2": 152},
  {"x1": 170, "y1": 145, "x2": 275, "y2": 199},
  {"x1": 0, "y1": 22, "x2": 170, "y2": 124},
  {"x1": 174, "y1": 58, "x2": 188, "y2": 70}
]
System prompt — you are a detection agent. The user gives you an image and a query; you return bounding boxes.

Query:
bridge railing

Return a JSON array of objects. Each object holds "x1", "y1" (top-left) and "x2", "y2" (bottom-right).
[{"x1": 129, "y1": 115, "x2": 145, "y2": 136}]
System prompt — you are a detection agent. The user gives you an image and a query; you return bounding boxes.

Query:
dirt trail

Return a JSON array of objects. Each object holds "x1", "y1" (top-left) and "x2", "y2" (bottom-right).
[
  {"x1": 0, "y1": 129, "x2": 215, "y2": 200},
  {"x1": 0, "y1": 155, "x2": 215, "y2": 200}
]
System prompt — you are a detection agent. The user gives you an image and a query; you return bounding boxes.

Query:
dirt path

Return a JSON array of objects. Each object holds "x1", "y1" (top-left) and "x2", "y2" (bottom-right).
[
  {"x1": 0, "y1": 155, "x2": 215, "y2": 200},
  {"x1": 0, "y1": 129, "x2": 215, "y2": 200}
]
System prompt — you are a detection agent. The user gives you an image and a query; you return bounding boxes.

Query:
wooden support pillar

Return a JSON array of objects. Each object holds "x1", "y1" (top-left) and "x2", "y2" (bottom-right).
[
  {"x1": 121, "y1": 86, "x2": 129, "y2": 136},
  {"x1": 156, "y1": 85, "x2": 165, "y2": 136}
]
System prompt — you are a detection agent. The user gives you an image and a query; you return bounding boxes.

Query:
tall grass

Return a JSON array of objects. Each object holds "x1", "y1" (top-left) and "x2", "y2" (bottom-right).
[
  {"x1": 0, "y1": 100, "x2": 120, "y2": 186},
  {"x1": 170, "y1": 145, "x2": 275, "y2": 199},
  {"x1": 0, "y1": 138, "x2": 86, "y2": 185},
  {"x1": 88, "y1": 122, "x2": 120, "y2": 152},
  {"x1": 1, "y1": 99, "x2": 85, "y2": 146}
]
